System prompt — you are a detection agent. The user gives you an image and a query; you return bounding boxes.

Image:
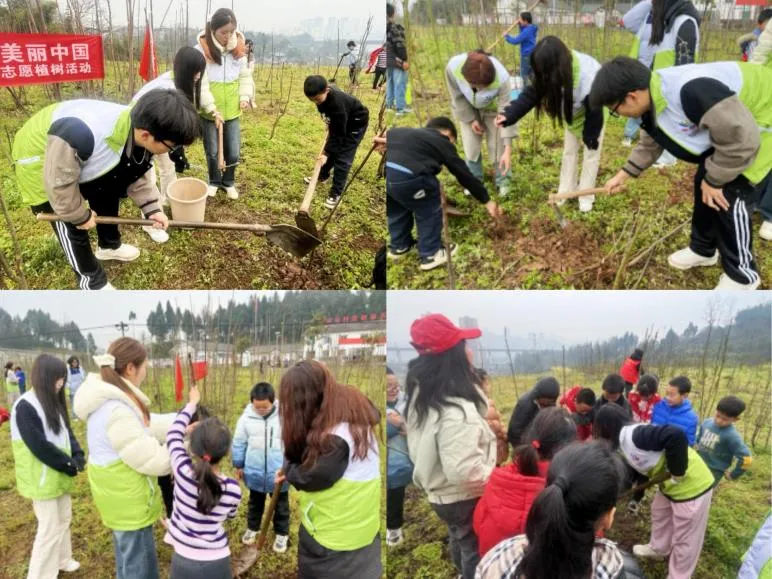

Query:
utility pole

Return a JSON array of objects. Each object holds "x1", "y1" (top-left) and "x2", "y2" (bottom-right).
[{"x1": 115, "y1": 321, "x2": 129, "y2": 337}]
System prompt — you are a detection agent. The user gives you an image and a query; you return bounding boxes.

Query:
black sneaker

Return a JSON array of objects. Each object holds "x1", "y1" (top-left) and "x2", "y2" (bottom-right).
[
  {"x1": 388, "y1": 243, "x2": 414, "y2": 259},
  {"x1": 420, "y1": 244, "x2": 458, "y2": 271},
  {"x1": 324, "y1": 195, "x2": 340, "y2": 209}
]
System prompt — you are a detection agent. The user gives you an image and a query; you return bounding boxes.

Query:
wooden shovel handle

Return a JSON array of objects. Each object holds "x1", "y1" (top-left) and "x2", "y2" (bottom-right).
[
  {"x1": 36, "y1": 213, "x2": 272, "y2": 234},
  {"x1": 217, "y1": 121, "x2": 225, "y2": 171},
  {"x1": 486, "y1": 0, "x2": 545, "y2": 52},
  {"x1": 299, "y1": 134, "x2": 329, "y2": 214},
  {"x1": 256, "y1": 482, "x2": 283, "y2": 550},
  {"x1": 548, "y1": 187, "x2": 606, "y2": 204}
]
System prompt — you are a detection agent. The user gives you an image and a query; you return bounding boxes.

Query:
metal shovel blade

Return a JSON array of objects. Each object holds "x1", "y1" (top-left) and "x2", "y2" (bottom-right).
[
  {"x1": 266, "y1": 224, "x2": 322, "y2": 258},
  {"x1": 552, "y1": 204, "x2": 569, "y2": 229},
  {"x1": 232, "y1": 545, "x2": 259, "y2": 578},
  {"x1": 294, "y1": 212, "x2": 320, "y2": 238}
]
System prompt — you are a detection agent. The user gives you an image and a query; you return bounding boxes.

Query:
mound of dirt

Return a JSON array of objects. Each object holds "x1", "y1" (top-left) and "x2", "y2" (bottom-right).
[{"x1": 489, "y1": 216, "x2": 616, "y2": 287}]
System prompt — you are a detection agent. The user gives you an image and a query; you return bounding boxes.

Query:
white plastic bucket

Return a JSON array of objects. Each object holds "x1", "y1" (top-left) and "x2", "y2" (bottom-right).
[{"x1": 167, "y1": 178, "x2": 208, "y2": 222}]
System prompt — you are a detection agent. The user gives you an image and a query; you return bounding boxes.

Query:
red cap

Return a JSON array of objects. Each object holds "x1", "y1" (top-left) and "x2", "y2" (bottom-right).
[{"x1": 410, "y1": 314, "x2": 482, "y2": 355}]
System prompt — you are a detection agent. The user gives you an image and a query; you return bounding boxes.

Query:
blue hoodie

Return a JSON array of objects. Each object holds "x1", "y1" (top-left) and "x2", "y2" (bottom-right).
[
  {"x1": 504, "y1": 23, "x2": 539, "y2": 59},
  {"x1": 651, "y1": 398, "x2": 698, "y2": 446},
  {"x1": 231, "y1": 402, "x2": 289, "y2": 494}
]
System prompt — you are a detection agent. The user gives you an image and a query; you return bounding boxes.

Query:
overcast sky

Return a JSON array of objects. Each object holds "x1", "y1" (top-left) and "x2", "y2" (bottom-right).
[
  {"x1": 83, "y1": 0, "x2": 385, "y2": 41},
  {"x1": 387, "y1": 291, "x2": 772, "y2": 347},
  {"x1": 1, "y1": 291, "x2": 283, "y2": 348}
]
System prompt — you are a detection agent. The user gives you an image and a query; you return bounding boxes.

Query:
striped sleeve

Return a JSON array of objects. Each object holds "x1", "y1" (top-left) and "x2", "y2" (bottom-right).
[{"x1": 167, "y1": 402, "x2": 195, "y2": 475}]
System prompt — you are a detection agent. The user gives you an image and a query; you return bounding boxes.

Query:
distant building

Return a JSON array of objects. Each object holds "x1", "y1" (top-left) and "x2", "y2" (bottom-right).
[{"x1": 304, "y1": 313, "x2": 387, "y2": 360}]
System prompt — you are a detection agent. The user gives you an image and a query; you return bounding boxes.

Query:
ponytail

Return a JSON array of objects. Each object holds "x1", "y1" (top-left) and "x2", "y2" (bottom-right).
[
  {"x1": 517, "y1": 441, "x2": 624, "y2": 579},
  {"x1": 192, "y1": 456, "x2": 223, "y2": 515},
  {"x1": 515, "y1": 407, "x2": 577, "y2": 476},
  {"x1": 189, "y1": 417, "x2": 232, "y2": 515}
]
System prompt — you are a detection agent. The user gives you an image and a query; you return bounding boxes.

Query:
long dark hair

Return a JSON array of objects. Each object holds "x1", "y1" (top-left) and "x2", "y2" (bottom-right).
[
  {"x1": 189, "y1": 417, "x2": 231, "y2": 514},
  {"x1": 30, "y1": 354, "x2": 70, "y2": 435},
  {"x1": 101, "y1": 338, "x2": 151, "y2": 425},
  {"x1": 530, "y1": 36, "x2": 574, "y2": 126},
  {"x1": 404, "y1": 341, "x2": 484, "y2": 428},
  {"x1": 205, "y1": 8, "x2": 237, "y2": 66},
  {"x1": 650, "y1": 0, "x2": 668, "y2": 45},
  {"x1": 515, "y1": 407, "x2": 576, "y2": 476},
  {"x1": 593, "y1": 404, "x2": 633, "y2": 450},
  {"x1": 173, "y1": 46, "x2": 206, "y2": 108},
  {"x1": 280, "y1": 361, "x2": 379, "y2": 470},
  {"x1": 517, "y1": 441, "x2": 625, "y2": 579}
]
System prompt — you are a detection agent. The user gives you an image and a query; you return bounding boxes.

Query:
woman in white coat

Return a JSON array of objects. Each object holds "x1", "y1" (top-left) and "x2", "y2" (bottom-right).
[{"x1": 73, "y1": 337, "x2": 174, "y2": 579}]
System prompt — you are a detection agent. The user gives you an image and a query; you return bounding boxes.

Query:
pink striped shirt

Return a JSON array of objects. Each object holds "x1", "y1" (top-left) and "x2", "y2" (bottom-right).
[{"x1": 163, "y1": 402, "x2": 242, "y2": 561}]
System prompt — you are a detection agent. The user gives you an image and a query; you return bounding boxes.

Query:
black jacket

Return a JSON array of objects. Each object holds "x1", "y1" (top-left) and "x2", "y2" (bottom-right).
[
  {"x1": 386, "y1": 22, "x2": 408, "y2": 68},
  {"x1": 317, "y1": 88, "x2": 369, "y2": 157},
  {"x1": 15, "y1": 399, "x2": 85, "y2": 476},
  {"x1": 386, "y1": 127, "x2": 490, "y2": 203},
  {"x1": 501, "y1": 88, "x2": 604, "y2": 150},
  {"x1": 506, "y1": 377, "x2": 561, "y2": 447}
]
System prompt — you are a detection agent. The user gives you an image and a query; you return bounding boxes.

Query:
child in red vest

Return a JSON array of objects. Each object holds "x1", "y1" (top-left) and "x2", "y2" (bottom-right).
[
  {"x1": 559, "y1": 386, "x2": 596, "y2": 441},
  {"x1": 628, "y1": 374, "x2": 661, "y2": 424},
  {"x1": 473, "y1": 407, "x2": 577, "y2": 557},
  {"x1": 619, "y1": 348, "x2": 644, "y2": 397}
]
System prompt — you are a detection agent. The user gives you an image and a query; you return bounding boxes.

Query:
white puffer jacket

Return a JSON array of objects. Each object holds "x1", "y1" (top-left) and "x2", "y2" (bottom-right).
[{"x1": 73, "y1": 373, "x2": 173, "y2": 475}]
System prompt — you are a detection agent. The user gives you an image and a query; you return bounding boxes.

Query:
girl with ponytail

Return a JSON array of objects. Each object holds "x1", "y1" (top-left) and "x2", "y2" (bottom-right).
[
  {"x1": 73, "y1": 337, "x2": 174, "y2": 579},
  {"x1": 473, "y1": 407, "x2": 577, "y2": 557},
  {"x1": 476, "y1": 441, "x2": 642, "y2": 579},
  {"x1": 164, "y1": 384, "x2": 241, "y2": 578}
]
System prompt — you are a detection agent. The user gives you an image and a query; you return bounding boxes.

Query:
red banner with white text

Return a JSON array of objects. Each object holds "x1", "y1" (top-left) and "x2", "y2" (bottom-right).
[{"x1": 0, "y1": 33, "x2": 104, "y2": 87}]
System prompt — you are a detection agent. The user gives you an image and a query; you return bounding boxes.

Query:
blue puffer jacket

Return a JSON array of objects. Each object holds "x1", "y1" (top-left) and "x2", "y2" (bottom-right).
[
  {"x1": 387, "y1": 393, "x2": 413, "y2": 490},
  {"x1": 231, "y1": 402, "x2": 288, "y2": 493},
  {"x1": 651, "y1": 398, "x2": 699, "y2": 446}
]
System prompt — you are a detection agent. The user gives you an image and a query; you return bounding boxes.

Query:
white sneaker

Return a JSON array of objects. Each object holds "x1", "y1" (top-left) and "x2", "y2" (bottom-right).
[
  {"x1": 95, "y1": 244, "x2": 140, "y2": 262},
  {"x1": 463, "y1": 189, "x2": 471, "y2": 197},
  {"x1": 622, "y1": 138, "x2": 633, "y2": 148},
  {"x1": 760, "y1": 221, "x2": 772, "y2": 241},
  {"x1": 667, "y1": 247, "x2": 718, "y2": 270},
  {"x1": 579, "y1": 196, "x2": 594, "y2": 213},
  {"x1": 324, "y1": 195, "x2": 340, "y2": 209},
  {"x1": 714, "y1": 273, "x2": 760, "y2": 291},
  {"x1": 142, "y1": 225, "x2": 169, "y2": 244},
  {"x1": 241, "y1": 529, "x2": 257, "y2": 545},
  {"x1": 98, "y1": 282, "x2": 116, "y2": 291},
  {"x1": 420, "y1": 244, "x2": 458, "y2": 271},
  {"x1": 225, "y1": 186, "x2": 239, "y2": 200},
  {"x1": 633, "y1": 544, "x2": 665, "y2": 560},
  {"x1": 60, "y1": 559, "x2": 81, "y2": 573},
  {"x1": 207, "y1": 185, "x2": 219, "y2": 197},
  {"x1": 273, "y1": 534, "x2": 289, "y2": 553},
  {"x1": 386, "y1": 528, "x2": 404, "y2": 547}
]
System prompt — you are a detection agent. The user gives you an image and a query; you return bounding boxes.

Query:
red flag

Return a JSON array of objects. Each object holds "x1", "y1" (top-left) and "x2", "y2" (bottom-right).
[
  {"x1": 192, "y1": 361, "x2": 208, "y2": 381},
  {"x1": 174, "y1": 355, "x2": 185, "y2": 402},
  {"x1": 138, "y1": 18, "x2": 158, "y2": 81}
]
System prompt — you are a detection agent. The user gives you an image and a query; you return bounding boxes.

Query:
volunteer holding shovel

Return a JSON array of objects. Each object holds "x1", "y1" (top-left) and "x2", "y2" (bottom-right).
[
  {"x1": 496, "y1": 36, "x2": 606, "y2": 213},
  {"x1": 197, "y1": 8, "x2": 254, "y2": 200}
]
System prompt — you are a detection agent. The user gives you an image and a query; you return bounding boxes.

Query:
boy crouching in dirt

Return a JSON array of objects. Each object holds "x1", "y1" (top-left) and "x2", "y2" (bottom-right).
[{"x1": 383, "y1": 117, "x2": 502, "y2": 271}]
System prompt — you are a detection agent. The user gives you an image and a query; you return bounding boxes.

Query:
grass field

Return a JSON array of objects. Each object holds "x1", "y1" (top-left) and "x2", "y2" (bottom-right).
[
  {"x1": 386, "y1": 24, "x2": 772, "y2": 290},
  {"x1": 0, "y1": 63, "x2": 386, "y2": 290},
  {"x1": 386, "y1": 365, "x2": 772, "y2": 579},
  {"x1": 0, "y1": 360, "x2": 386, "y2": 578}
]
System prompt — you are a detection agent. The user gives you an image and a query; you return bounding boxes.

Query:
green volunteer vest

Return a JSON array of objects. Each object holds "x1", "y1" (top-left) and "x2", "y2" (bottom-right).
[
  {"x1": 12, "y1": 101, "x2": 133, "y2": 207},
  {"x1": 650, "y1": 62, "x2": 772, "y2": 184},
  {"x1": 647, "y1": 447, "x2": 714, "y2": 501},
  {"x1": 88, "y1": 459, "x2": 163, "y2": 531}
]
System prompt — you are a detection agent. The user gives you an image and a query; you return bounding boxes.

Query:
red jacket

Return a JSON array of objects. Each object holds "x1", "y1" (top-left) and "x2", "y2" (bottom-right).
[
  {"x1": 473, "y1": 460, "x2": 549, "y2": 556},
  {"x1": 619, "y1": 357, "x2": 641, "y2": 384},
  {"x1": 559, "y1": 386, "x2": 593, "y2": 441},
  {"x1": 628, "y1": 392, "x2": 661, "y2": 423}
]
